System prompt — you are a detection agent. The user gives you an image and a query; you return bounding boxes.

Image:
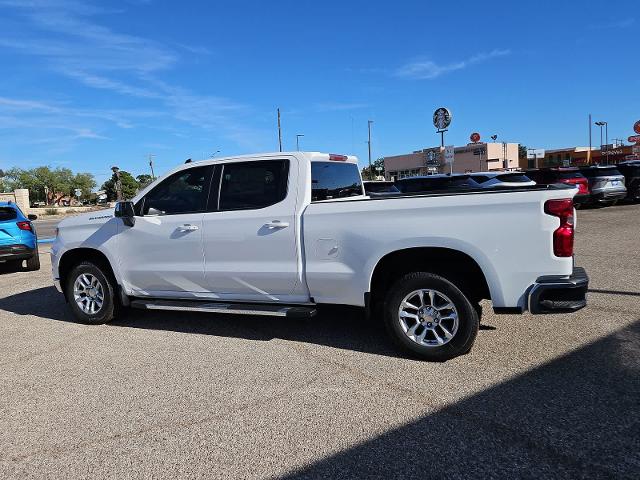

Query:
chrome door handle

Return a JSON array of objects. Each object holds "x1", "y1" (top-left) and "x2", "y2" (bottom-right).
[
  {"x1": 177, "y1": 224, "x2": 199, "y2": 232},
  {"x1": 264, "y1": 221, "x2": 289, "y2": 229}
]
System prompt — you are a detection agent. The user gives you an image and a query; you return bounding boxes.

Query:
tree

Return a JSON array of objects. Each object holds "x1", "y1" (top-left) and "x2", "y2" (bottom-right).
[
  {"x1": 519, "y1": 145, "x2": 528, "y2": 160},
  {"x1": 360, "y1": 158, "x2": 385, "y2": 180},
  {"x1": 71, "y1": 173, "x2": 97, "y2": 200},
  {"x1": 136, "y1": 174, "x2": 153, "y2": 189},
  {"x1": 102, "y1": 170, "x2": 139, "y2": 201}
]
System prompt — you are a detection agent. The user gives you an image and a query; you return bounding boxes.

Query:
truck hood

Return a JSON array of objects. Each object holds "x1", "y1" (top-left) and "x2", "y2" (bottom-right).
[{"x1": 58, "y1": 208, "x2": 115, "y2": 230}]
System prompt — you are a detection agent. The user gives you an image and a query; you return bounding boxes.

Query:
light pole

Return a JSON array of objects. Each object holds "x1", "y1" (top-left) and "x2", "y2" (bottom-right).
[
  {"x1": 148, "y1": 153, "x2": 156, "y2": 180},
  {"x1": 595, "y1": 121, "x2": 606, "y2": 163},
  {"x1": 277, "y1": 108, "x2": 283, "y2": 152},
  {"x1": 296, "y1": 134, "x2": 304, "y2": 151},
  {"x1": 367, "y1": 120, "x2": 373, "y2": 179}
]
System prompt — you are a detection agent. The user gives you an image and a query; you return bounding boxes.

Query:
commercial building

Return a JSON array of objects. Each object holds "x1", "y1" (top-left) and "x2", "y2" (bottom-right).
[
  {"x1": 521, "y1": 145, "x2": 635, "y2": 169},
  {"x1": 383, "y1": 143, "x2": 520, "y2": 180}
]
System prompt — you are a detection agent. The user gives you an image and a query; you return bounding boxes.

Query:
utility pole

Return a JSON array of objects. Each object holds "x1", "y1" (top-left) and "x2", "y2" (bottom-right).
[
  {"x1": 296, "y1": 134, "x2": 304, "y2": 151},
  {"x1": 367, "y1": 120, "x2": 373, "y2": 179},
  {"x1": 588, "y1": 114, "x2": 592, "y2": 164},
  {"x1": 148, "y1": 154, "x2": 156, "y2": 180},
  {"x1": 277, "y1": 108, "x2": 283, "y2": 152},
  {"x1": 595, "y1": 121, "x2": 606, "y2": 163}
]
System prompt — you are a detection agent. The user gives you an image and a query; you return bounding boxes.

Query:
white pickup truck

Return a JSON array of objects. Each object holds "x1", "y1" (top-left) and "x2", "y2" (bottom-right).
[{"x1": 51, "y1": 152, "x2": 588, "y2": 360}]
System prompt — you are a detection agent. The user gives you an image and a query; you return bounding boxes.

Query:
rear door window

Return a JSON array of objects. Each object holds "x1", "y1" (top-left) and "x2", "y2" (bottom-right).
[
  {"x1": 596, "y1": 168, "x2": 622, "y2": 177},
  {"x1": 0, "y1": 207, "x2": 17, "y2": 221},
  {"x1": 219, "y1": 160, "x2": 289, "y2": 210},
  {"x1": 311, "y1": 162, "x2": 363, "y2": 201}
]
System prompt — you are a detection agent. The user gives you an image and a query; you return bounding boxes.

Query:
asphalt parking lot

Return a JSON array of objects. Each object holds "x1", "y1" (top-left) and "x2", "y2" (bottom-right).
[{"x1": 1, "y1": 205, "x2": 639, "y2": 479}]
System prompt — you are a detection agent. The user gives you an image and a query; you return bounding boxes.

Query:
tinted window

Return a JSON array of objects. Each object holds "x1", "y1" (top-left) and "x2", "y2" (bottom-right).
[
  {"x1": 556, "y1": 171, "x2": 584, "y2": 180},
  {"x1": 496, "y1": 173, "x2": 532, "y2": 182},
  {"x1": 0, "y1": 207, "x2": 17, "y2": 221},
  {"x1": 363, "y1": 182, "x2": 400, "y2": 193},
  {"x1": 471, "y1": 175, "x2": 490, "y2": 182},
  {"x1": 581, "y1": 167, "x2": 621, "y2": 177},
  {"x1": 143, "y1": 166, "x2": 210, "y2": 215},
  {"x1": 219, "y1": 160, "x2": 289, "y2": 210},
  {"x1": 311, "y1": 162, "x2": 363, "y2": 201}
]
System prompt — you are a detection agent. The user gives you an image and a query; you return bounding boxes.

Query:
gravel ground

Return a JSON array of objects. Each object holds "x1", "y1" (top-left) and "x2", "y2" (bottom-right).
[{"x1": 1, "y1": 204, "x2": 639, "y2": 479}]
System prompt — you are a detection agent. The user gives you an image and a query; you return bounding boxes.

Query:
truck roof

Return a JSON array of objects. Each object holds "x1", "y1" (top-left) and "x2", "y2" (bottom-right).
[{"x1": 188, "y1": 151, "x2": 358, "y2": 167}]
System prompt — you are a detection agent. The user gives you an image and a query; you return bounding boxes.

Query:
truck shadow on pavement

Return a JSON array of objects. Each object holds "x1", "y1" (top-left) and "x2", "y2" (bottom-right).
[
  {"x1": 0, "y1": 286, "x2": 431, "y2": 359},
  {"x1": 280, "y1": 319, "x2": 640, "y2": 479}
]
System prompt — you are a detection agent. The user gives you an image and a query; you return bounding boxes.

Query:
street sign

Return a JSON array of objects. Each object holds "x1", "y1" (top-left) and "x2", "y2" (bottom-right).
[
  {"x1": 527, "y1": 148, "x2": 545, "y2": 159},
  {"x1": 444, "y1": 145, "x2": 455, "y2": 164},
  {"x1": 634, "y1": 120, "x2": 640, "y2": 135},
  {"x1": 628, "y1": 135, "x2": 640, "y2": 144},
  {"x1": 74, "y1": 188, "x2": 82, "y2": 197},
  {"x1": 433, "y1": 108, "x2": 452, "y2": 130},
  {"x1": 470, "y1": 132, "x2": 481, "y2": 143}
]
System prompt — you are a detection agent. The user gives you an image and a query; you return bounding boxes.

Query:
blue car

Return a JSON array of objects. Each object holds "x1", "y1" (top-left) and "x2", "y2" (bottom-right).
[{"x1": 0, "y1": 201, "x2": 40, "y2": 271}]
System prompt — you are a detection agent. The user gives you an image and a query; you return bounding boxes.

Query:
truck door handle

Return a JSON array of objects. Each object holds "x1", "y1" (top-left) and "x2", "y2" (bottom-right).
[
  {"x1": 177, "y1": 224, "x2": 199, "y2": 232},
  {"x1": 264, "y1": 221, "x2": 289, "y2": 229}
]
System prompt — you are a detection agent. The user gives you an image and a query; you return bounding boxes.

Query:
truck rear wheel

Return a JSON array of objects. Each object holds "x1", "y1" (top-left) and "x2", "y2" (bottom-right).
[
  {"x1": 65, "y1": 261, "x2": 116, "y2": 325},
  {"x1": 384, "y1": 272, "x2": 479, "y2": 361}
]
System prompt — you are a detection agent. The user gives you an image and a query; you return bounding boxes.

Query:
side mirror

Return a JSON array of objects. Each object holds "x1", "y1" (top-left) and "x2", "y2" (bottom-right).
[
  {"x1": 27, "y1": 214, "x2": 38, "y2": 220},
  {"x1": 114, "y1": 201, "x2": 136, "y2": 227}
]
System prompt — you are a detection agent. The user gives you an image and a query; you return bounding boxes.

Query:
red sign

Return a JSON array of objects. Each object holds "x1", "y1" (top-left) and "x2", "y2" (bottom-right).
[
  {"x1": 628, "y1": 135, "x2": 640, "y2": 144},
  {"x1": 634, "y1": 120, "x2": 640, "y2": 135},
  {"x1": 470, "y1": 132, "x2": 481, "y2": 143}
]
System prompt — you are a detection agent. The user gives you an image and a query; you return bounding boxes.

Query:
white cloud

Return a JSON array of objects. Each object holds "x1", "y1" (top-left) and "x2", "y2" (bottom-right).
[
  {"x1": 395, "y1": 49, "x2": 511, "y2": 80},
  {"x1": 589, "y1": 17, "x2": 635, "y2": 29},
  {"x1": 0, "y1": 0, "x2": 259, "y2": 148}
]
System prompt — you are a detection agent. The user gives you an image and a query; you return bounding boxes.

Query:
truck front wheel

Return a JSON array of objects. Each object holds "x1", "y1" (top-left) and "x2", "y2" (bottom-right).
[
  {"x1": 384, "y1": 272, "x2": 479, "y2": 361},
  {"x1": 65, "y1": 261, "x2": 116, "y2": 325}
]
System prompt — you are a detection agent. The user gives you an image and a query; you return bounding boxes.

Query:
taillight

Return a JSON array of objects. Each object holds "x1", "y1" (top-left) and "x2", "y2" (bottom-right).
[
  {"x1": 562, "y1": 178, "x2": 590, "y2": 195},
  {"x1": 544, "y1": 199, "x2": 574, "y2": 257},
  {"x1": 17, "y1": 221, "x2": 33, "y2": 232},
  {"x1": 329, "y1": 154, "x2": 348, "y2": 161}
]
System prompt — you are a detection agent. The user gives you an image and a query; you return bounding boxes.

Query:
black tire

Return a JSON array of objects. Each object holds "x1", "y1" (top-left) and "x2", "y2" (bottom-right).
[
  {"x1": 384, "y1": 272, "x2": 479, "y2": 361},
  {"x1": 26, "y1": 246, "x2": 40, "y2": 271},
  {"x1": 65, "y1": 261, "x2": 116, "y2": 325}
]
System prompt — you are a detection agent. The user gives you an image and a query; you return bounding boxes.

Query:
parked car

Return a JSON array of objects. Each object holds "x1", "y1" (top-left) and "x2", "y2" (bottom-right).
[
  {"x1": 52, "y1": 152, "x2": 588, "y2": 361},
  {"x1": 616, "y1": 161, "x2": 640, "y2": 202},
  {"x1": 363, "y1": 181, "x2": 400, "y2": 195},
  {"x1": 578, "y1": 166, "x2": 627, "y2": 206},
  {"x1": 525, "y1": 168, "x2": 590, "y2": 206},
  {"x1": 0, "y1": 202, "x2": 40, "y2": 271},
  {"x1": 394, "y1": 174, "x2": 481, "y2": 193},
  {"x1": 467, "y1": 171, "x2": 536, "y2": 188}
]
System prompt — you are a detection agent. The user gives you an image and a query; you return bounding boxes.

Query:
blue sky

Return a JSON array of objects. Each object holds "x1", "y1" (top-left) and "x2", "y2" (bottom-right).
[{"x1": 0, "y1": 0, "x2": 638, "y2": 183}]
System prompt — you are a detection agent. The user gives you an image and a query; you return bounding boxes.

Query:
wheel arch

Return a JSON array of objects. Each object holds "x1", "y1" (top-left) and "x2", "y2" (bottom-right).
[
  {"x1": 58, "y1": 248, "x2": 119, "y2": 297},
  {"x1": 368, "y1": 247, "x2": 492, "y2": 308}
]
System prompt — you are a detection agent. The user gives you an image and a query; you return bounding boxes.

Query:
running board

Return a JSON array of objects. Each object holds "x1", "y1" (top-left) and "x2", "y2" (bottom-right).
[{"x1": 130, "y1": 299, "x2": 317, "y2": 318}]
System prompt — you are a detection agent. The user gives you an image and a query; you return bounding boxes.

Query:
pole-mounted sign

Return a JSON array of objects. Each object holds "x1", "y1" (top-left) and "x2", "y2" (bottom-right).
[
  {"x1": 470, "y1": 132, "x2": 481, "y2": 143},
  {"x1": 433, "y1": 107, "x2": 452, "y2": 131},
  {"x1": 634, "y1": 120, "x2": 640, "y2": 135}
]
